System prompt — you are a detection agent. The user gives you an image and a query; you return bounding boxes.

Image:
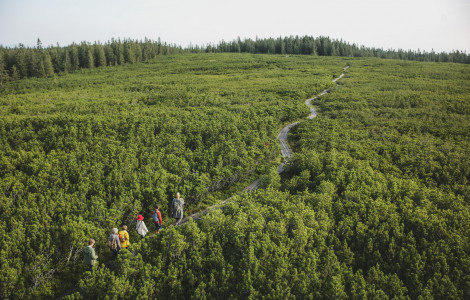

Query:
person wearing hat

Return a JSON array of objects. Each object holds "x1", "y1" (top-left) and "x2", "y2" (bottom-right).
[{"x1": 136, "y1": 214, "x2": 148, "y2": 238}]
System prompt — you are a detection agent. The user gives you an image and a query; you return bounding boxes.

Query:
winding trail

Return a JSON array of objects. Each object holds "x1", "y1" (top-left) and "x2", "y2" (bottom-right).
[
  {"x1": 178, "y1": 66, "x2": 349, "y2": 225},
  {"x1": 277, "y1": 66, "x2": 349, "y2": 172}
]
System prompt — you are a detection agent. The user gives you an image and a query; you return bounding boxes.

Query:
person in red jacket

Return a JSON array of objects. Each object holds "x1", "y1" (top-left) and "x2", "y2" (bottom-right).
[{"x1": 152, "y1": 205, "x2": 163, "y2": 234}]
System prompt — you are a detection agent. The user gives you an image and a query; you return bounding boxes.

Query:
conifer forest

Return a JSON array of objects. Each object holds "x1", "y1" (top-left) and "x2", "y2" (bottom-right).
[{"x1": 0, "y1": 38, "x2": 469, "y2": 299}]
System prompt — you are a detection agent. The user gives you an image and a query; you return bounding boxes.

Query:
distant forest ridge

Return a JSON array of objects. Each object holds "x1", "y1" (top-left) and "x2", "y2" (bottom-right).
[{"x1": 1, "y1": 35, "x2": 469, "y2": 82}]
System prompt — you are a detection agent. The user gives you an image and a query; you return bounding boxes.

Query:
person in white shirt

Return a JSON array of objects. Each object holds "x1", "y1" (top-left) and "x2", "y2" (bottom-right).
[{"x1": 136, "y1": 214, "x2": 148, "y2": 238}]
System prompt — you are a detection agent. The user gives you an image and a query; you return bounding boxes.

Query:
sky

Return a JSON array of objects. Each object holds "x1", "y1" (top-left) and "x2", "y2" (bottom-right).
[{"x1": 0, "y1": 0, "x2": 469, "y2": 53}]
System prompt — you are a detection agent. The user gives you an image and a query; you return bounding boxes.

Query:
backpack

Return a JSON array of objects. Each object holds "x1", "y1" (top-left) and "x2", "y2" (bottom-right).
[
  {"x1": 171, "y1": 199, "x2": 178, "y2": 215},
  {"x1": 172, "y1": 199, "x2": 182, "y2": 218},
  {"x1": 152, "y1": 211, "x2": 160, "y2": 224},
  {"x1": 108, "y1": 237, "x2": 118, "y2": 250},
  {"x1": 119, "y1": 233, "x2": 126, "y2": 242}
]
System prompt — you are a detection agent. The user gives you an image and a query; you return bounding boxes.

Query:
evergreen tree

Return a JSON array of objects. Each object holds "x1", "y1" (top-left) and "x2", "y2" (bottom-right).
[
  {"x1": 14, "y1": 44, "x2": 28, "y2": 78},
  {"x1": 293, "y1": 38, "x2": 301, "y2": 54},
  {"x1": 78, "y1": 42, "x2": 94, "y2": 68},
  {"x1": 332, "y1": 43, "x2": 340, "y2": 56},
  {"x1": 10, "y1": 65, "x2": 20, "y2": 80},
  {"x1": 134, "y1": 43, "x2": 142, "y2": 63},
  {"x1": 267, "y1": 39, "x2": 275, "y2": 54},
  {"x1": 157, "y1": 37, "x2": 162, "y2": 55},
  {"x1": 43, "y1": 52, "x2": 55, "y2": 77},
  {"x1": 26, "y1": 50, "x2": 45, "y2": 77},
  {"x1": 48, "y1": 46, "x2": 62, "y2": 73},
  {"x1": 286, "y1": 37, "x2": 294, "y2": 54},
  {"x1": 86, "y1": 48, "x2": 94, "y2": 69},
  {"x1": 34, "y1": 52, "x2": 46, "y2": 77},
  {"x1": 281, "y1": 40, "x2": 286, "y2": 55},
  {"x1": 70, "y1": 44, "x2": 79, "y2": 71},
  {"x1": 94, "y1": 44, "x2": 107, "y2": 67},
  {"x1": 0, "y1": 50, "x2": 9, "y2": 85},
  {"x1": 111, "y1": 39, "x2": 125, "y2": 65},
  {"x1": 104, "y1": 45, "x2": 116, "y2": 66},
  {"x1": 123, "y1": 42, "x2": 135, "y2": 64},
  {"x1": 63, "y1": 49, "x2": 72, "y2": 73},
  {"x1": 234, "y1": 41, "x2": 241, "y2": 53}
]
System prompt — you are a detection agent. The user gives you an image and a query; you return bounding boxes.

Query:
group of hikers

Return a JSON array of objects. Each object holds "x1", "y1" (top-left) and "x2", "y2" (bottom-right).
[{"x1": 83, "y1": 193, "x2": 185, "y2": 272}]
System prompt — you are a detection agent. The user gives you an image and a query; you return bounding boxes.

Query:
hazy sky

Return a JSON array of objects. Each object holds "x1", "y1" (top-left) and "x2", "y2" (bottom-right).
[{"x1": 1, "y1": 0, "x2": 469, "y2": 52}]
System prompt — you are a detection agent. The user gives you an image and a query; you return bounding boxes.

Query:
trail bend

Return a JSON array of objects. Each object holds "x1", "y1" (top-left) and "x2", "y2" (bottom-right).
[
  {"x1": 178, "y1": 66, "x2": 349, "y2": 225},
  {"x1": 277, "y1": 66, "x2": 349, "y2": 172}
]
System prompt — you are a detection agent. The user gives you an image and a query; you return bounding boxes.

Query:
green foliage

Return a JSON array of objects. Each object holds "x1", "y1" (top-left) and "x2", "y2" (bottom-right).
[
  {"x1": 0, "y1": 54, "x2": 469, "y2": 299},
  {"x1": 284, "y1": 58, "x2": 470, "y2": 299},
  {"x1": 258, "y1": 166, "x2": 281, "y2": 190},
  {"x1": 0, "y1": 54, "x2": 344, "y2": 298},
  {"x1": 76, "y1": 189, "x2": 347, "y2": 299}
]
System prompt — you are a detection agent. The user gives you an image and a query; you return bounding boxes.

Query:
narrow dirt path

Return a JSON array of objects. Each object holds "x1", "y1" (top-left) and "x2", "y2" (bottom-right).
[{"x1": 177, "y1": 66, "x2": 349, "y2": 225}]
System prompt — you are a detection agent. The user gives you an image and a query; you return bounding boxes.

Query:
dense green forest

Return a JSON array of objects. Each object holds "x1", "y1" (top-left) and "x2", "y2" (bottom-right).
[
  {"x1": 0, "y1": 38, "x2": 184, "y2": 82},
  {"x1": 283, "y1": 59, "x2": 470, "y2": 299},
  {"x1": 1, "y1": 36, "x2": 468, "y2": 84},
  {"x1": 1, "y1": 54, "x2": 469, "y2": 299},
  {"x1": 0, "y1": 54, "x2": 343, "y2": 298}
]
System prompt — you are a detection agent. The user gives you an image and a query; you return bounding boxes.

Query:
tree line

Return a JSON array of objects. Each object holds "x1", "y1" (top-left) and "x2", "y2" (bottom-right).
[
  {"x1": 1, "y1": 36, "x2": 469, "y2": 84},
  {"x1": 204, "y1": 36, "x2": 470, "y2": 64},
  {"x1": 0, "y1": 38, "x2": 183, "y2": 83}
]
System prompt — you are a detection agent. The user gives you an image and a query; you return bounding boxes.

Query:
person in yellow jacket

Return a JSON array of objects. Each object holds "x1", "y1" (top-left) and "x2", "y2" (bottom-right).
[{"x1": 118, "y1": 225, "x2": 130, "y2": 248}]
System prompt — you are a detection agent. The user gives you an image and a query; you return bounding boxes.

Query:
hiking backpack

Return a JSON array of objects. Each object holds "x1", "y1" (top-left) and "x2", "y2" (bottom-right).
[
  {"x1": 119, "y1": 233, "x2": 126, "y2": 242},
  {"x1": 172, "y1": 199, "x2": 182, "y2": 218},
  {"x1": 152, "y1": 211, "x2": 160, "y2": 224},
  {"x1": 108, "y1": 237, "x2": 118, "y2": 250}
]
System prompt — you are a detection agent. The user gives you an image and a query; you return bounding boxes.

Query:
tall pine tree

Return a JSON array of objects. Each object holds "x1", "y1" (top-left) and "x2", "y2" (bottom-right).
[
  {"x1": 94, "y1": 44, "x2": 107, "y2": 67},
  {"x1": 43, "y1": 53, "x2": 54, "y2": 77},
  {"x1": 0, "y1": 50, "x2": 10, "y2": 85},
  {"x1": 70, "y1": 44, "x2": 79, "y2": 71}
]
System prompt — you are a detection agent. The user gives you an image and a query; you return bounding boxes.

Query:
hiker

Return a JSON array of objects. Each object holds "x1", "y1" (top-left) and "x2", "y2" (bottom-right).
[
  {"x1": 83, "y1": 238, "x2": 98, "y2": 273},
  {"x1": 118, "y1": 225, "x2": 130, "y2": 249},
  {"x1": 108, "y1": 228, "x2": 121, "y2": 260},
  {"x1": 136, "y1": 214, "x2": 148, "y2": 238},
  {"x1": 152, "y1": 205, "x2": 163, "y2": 234},
  {"x1": 171, "y1": 192, "x2": 184, "y2": 225}
]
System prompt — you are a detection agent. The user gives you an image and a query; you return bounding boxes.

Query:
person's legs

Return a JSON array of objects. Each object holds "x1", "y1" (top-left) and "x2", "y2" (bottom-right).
[
  {"x1": 89, "y1": 264, "x2": 93, "y2": 273},
  {"x1": 111, "y1": 249, "x2": 118, "y2": 260}
]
